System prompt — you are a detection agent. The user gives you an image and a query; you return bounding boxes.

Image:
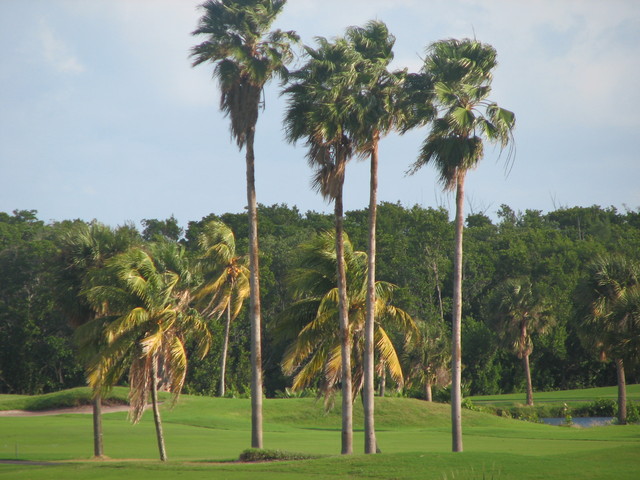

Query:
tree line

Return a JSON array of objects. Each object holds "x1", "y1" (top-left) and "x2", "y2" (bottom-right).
[{"x1": 1, "y1": 204, "x2": 638, "y2": 395}]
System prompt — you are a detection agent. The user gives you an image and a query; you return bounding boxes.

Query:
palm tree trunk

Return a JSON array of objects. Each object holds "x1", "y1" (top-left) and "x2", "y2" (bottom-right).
[
  {"x1": 151, "y1": 356, "x2": 167, "y2": 462},
  {"x1": 92, "y1": 393, "x2": 103, "y2": 458},
  {"x1": 615, "y1": 358, "x2": 627, "y2": 425},
  {"x1": 219, "y1": 301, "x2": 232, "y2": 397},
  {"x1": 363, "y1": 137, "x2": 379, "y2": 454},
  {"x1": 523, "y1": 353, "x2": 534, "y2": 406},
  {"x1": 335, "y1": 181, "x2": 353, "y2": 455},
  {"x1": 425, "y1": 381, "x2": 433, "y2": 402},
  {"x1": 378, "y1": 365, "x2": 386, "y2": 397},
  {"x1": 451, "y1": 173, "x2": 465, "y2": 453},
  {"x1": 245, "y1": 128, "x2": 263, "y2": 449}
]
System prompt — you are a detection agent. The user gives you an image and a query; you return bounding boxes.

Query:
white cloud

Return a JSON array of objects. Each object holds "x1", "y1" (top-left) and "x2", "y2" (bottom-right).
[{"x1": 38, "y1": 20, "x2": 84, "y2": 74}]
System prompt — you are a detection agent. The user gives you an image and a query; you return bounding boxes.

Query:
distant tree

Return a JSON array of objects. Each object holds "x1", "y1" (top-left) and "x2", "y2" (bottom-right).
[
  {"x1": 141, "y1": 216, "x2": 183, "y2": 242},
  {"x1": 196, "y1": 220, "x2": 250, "y2": 397},
  {"x1": 487, "y1": 278, "x2": 553, "y2": 406},
  {"x1": 191, "y1": 0, "x2": 298, "y2": 448},
  {"x1": 579, "y1": 255, "x2": 639, "y2": 424},
  {"x1": 404, "y1": 318, "x2": 451, "y2": 401},
  {"x1": 408, "y1": 38, "x2": 515, "y2": 452}
]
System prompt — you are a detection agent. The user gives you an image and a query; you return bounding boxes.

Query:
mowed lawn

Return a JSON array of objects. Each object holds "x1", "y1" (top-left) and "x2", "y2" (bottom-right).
[
  {"x1": 0, "y1": 388, "x2": 639, "y2": 479},
  {"x1": 469, "y1": 383, "x2": 640, "y2": 407}
]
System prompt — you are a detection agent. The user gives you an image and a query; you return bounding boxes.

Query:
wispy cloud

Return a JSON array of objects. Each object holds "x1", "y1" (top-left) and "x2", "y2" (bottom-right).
[{"x1": 39, "y1": 20, "x2": 84, "y2": 74}]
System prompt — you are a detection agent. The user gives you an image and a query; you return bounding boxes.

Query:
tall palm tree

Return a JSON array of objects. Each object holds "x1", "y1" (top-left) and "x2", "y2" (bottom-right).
[
  {"x1": 344, "y1": 20, "x2": 406, "y2": 454},
  {"x1": 81, "y1": 243, "x2": 211, "y2": 461},
  {"x1": 487, "y1": 278, "x2": 553, "y2": 406},
  {"x1": 580, "y1": 255, "x2": 640, "y2": 425},
  {"x1": 196, "y1": 220, "x2": 250, "y2": 397},
  {"x1": 279, "y1": 231, "x2": 415, "y2": 400},
  {"x1": 57, "y1": 221, "x2": 139, "y2": 458},
  {"x1": 283, "y1": 36, "x2": 360, "y2": 454},
  {"x1": 408, "y1": 38, "x2": 515, "y2": 452},
  {"x1": 190, "y1": 0, "x2": 297, "y2": 449}
]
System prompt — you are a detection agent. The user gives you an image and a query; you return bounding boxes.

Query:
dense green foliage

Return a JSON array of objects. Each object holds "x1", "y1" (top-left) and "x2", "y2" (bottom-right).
[{"x1": 1, "y1": 203, "x2": 638, "y2": 398}]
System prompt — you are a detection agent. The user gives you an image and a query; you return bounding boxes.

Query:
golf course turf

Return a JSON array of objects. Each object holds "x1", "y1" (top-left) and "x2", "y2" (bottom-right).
[{"x1": 1, "y1": 386, "x2": 638, "y2": 479}]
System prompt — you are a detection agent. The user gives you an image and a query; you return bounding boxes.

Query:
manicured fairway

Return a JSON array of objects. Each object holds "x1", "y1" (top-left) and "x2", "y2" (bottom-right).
[
  {"x1": 1, "y1": 389, "x2": 639, "y2": 479},
  {"x1": 468, "y1": 384, "x2": 640, "y2": 407}
]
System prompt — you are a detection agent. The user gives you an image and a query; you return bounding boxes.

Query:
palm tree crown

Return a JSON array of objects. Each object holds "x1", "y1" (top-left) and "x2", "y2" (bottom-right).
[
  {"x1": 191, "y1": 0, "x2": 298, "y2": 147},
  {"x1": 409, "y1": 38, "x2": 515, "y2": 187}
]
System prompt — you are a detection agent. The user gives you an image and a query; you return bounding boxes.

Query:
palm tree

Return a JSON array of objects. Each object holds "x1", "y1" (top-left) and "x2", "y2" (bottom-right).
[
  {"x1": 408, "y1": 38, "x2": 515, "y2": 452},
  {"x1": 283, "y1": 36, "x2": 361, "y2": 454},
  {"x1": 344, "y1": 20, "x2": 406, "y2": 454},
  {"x1": 196, "y1": 220, "x2": 250, "y2": 397},
  {"x1": 190, "y1": 0, "x2": 298, "y2": 449},
  {"x1": 580, "y1": 255, "x2": 640, "y2": 425},
  {"x1": 404, "y1": 318, "x2": 451, "y2": 402},
  {"x1": 57, "y1": 221, "x2": 139, "y2": 458},
  {"x1": 82, "y1": 243, "x2": 211, "y2": 461},
  {"x1": 487, "y1": 278, "x2": 553, "y2": 406},
  {"x1": 279, "y1": 231, "x2": 415, "y2": 402}
]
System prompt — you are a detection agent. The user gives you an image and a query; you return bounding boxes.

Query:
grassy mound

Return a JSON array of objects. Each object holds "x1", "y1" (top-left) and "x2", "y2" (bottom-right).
[{"x1": 0, "y1": 387, "x2": 130, "y2": 411}]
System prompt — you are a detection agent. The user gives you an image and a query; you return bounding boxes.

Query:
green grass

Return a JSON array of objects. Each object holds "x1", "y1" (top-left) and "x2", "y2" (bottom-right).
[
  {"x1": 0, "y1": 387, "x2": 129, "y2": 411},
  {"x1": 468, "y1": 384, "x2": 640, "y2": 407},
  {"x1": 1, "y1": 387, "x2": 639, "y2": 479}
]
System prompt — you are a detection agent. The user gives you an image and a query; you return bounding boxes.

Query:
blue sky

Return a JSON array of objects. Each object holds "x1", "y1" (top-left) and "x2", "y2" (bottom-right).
[{"x1": 1, "y1": 0, "x2": 639, "y2": 229}]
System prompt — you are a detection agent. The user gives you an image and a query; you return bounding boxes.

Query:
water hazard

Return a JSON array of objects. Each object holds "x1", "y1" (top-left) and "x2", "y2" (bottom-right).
[{"x1": 541, "y1": 417, "x2": 614, "y2": 427}]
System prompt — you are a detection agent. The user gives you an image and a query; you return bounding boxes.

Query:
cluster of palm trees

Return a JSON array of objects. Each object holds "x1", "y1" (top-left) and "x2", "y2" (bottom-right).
[
  {"x1": 190, "y1": 0, "x2": 516, "y2": 455},
  {"x1": 58, "y1": 220, "x2": 248, "y2": 461}
]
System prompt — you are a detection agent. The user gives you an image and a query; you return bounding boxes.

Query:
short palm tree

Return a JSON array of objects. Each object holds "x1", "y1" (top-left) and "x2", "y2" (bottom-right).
[
  {"x1": 57, "y1": 221, "x2": 139, "y2": 458},
  {"x1": 191, "y1": 0, "x2": 298, "y2": 448},
  {"x1": 283, "y1": 35, "x2": 361, "y2": 454},
  {"x1": 487, "y1": 278, "x2": 553, "y2": 406},
  {"x1": 279, "y1": 231, "x2": 415, "y2": 401},
  {"x1": 408, "y1": 38, "x2": 515, "y2": 452},
  {"x1": 404, "y1": 318, "x2": 451, "y2": 402},
  {"x1": 81, "y1": 243, "x2": 211, "y2": 461},
  {"x1": 196, "y1": 220, "x2": 250, "y2": 397},
  {"x1": 580, "y1": 255, "x2": 640, "y2": 424}
]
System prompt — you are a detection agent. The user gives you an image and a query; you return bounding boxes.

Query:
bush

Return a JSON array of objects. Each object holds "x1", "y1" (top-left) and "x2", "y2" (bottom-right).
[
  {"x1": 273, "y1": 387, "x2": 318, "y2": 399},
  {"x1": 507, "y1": 405, "x2": 539, "y2": 423},
  {"x1": 626, "y1": 402, "x2": 640, "y2": 423},
  {"x1": 238, "y1": 449, "x2": 318, "y2": 462},
  {"x1": 573, "y1": 399, "x2": 616, "y2": 417}
]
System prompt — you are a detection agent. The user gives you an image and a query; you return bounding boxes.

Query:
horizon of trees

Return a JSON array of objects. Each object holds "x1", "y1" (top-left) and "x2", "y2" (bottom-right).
[{"x1": 2, "y1": 202, "x2": 638, "y2": 395}]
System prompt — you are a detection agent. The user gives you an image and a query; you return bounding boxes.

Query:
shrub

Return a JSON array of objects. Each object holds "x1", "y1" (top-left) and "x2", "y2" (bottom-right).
[
  {"x1": 573, "y1": 399, "x2": 616, "y2": 417},
  {"x1": 238, "y1": 449, "x2": 318, "y2": 462}
]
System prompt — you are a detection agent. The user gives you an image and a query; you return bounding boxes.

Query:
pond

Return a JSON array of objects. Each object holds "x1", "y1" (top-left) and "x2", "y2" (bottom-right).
[{"x1": 541, "y1": 417, "x2": 614, "y2": 427}]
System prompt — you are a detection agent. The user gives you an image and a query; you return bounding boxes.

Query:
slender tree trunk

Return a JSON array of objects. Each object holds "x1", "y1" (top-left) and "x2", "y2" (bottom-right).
[
  {"x1": 523, "y1": 353, "x2": 534, "y2": 407},
  {"x1": 433, "y1": 258, "x2": 445, "y2": 322},
  {"x1": 379, "y1": 368, "x2": 386, "y2": 397},
  {"x1": 451, "y1": 173, "x2": 465, "y2": 453},
  {"x1": 92, "y1": 392, "x2": 104, "y2": 458},
  {"x1": 151, "y1": 356, "x2": 167, "y2": 462},
  {"x1": 246, "y1": 128, "x2": 263, "y2": 449},
  {"x1": 425, "y1": 381, "x2": 433, "y2": 402},
  {"x1": 615, "y1": 358, "x2": 627, "y2": 425},
  {"x1": 219, "y1": 301, "x2": 232, "y2": 397},
  {"x1": 364, "y1": 138, "x2": 379, "y2": 454},
  {"x1": 335, "y1": 181, "x2": 353, "y2": 455}
]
